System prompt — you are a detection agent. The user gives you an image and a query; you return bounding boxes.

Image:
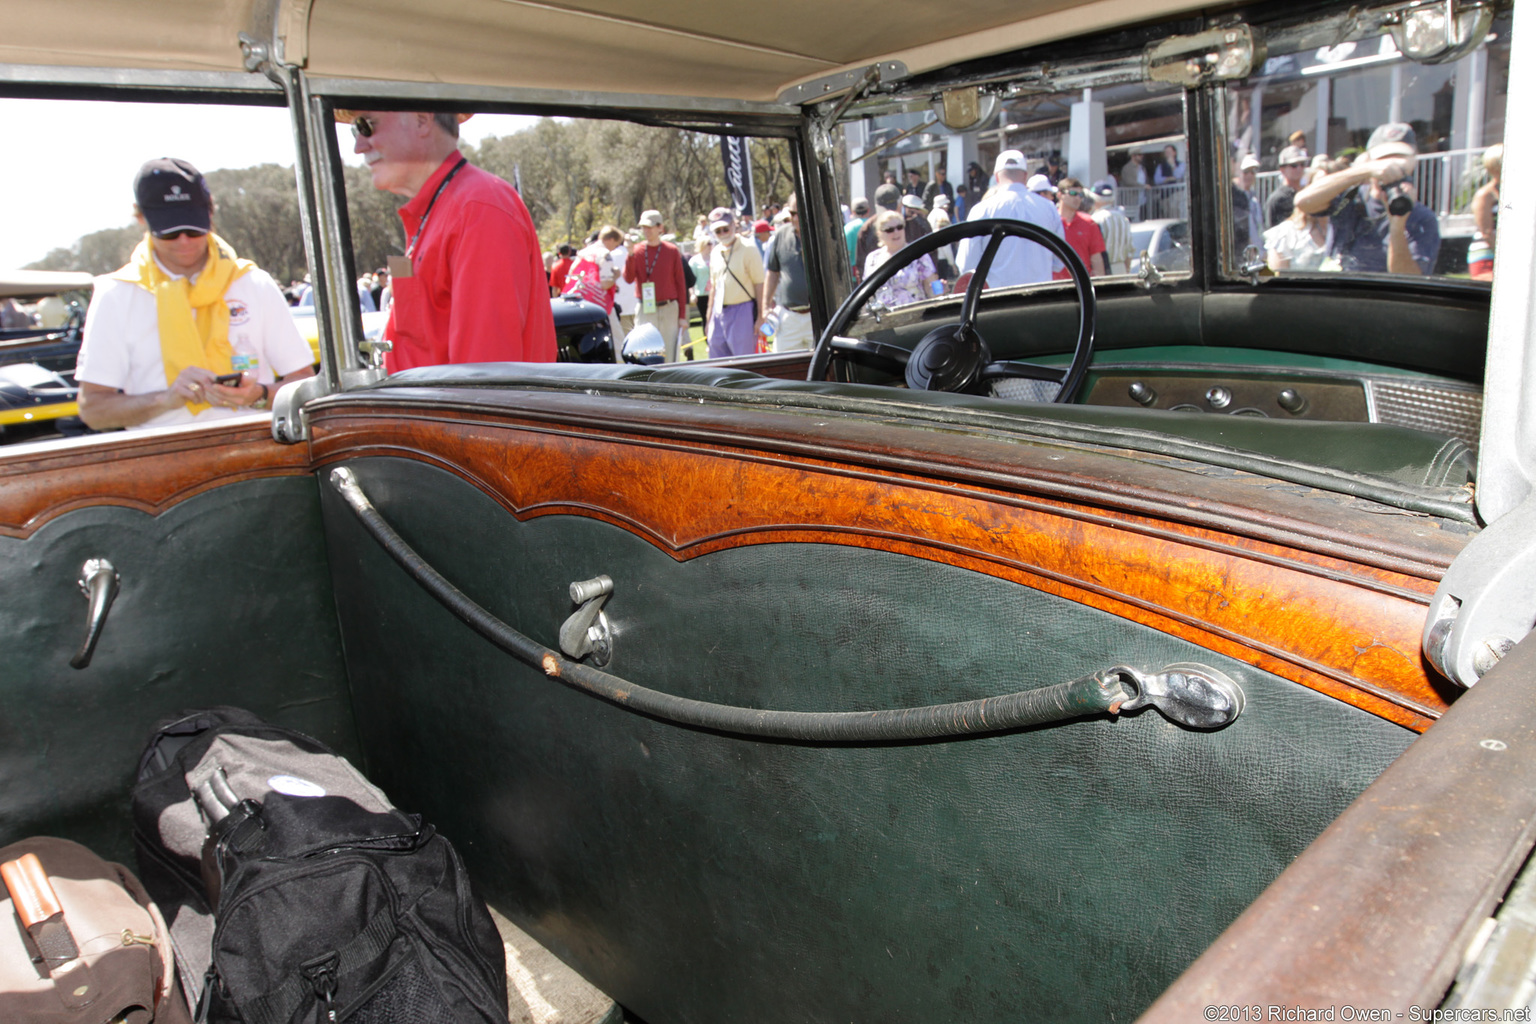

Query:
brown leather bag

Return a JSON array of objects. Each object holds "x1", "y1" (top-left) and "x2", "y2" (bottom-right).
[{"x1": 1, "y1": 837, "x2": 191, "y2": 1024}]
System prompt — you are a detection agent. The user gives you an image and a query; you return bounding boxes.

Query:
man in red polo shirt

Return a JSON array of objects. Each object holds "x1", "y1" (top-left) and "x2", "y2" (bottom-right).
[
  {"x1": 622, "y1": 211, "x2": 689, "y2": 363},
  {"x1": 346, "y1": 109, "x2": 555, "y2": 371},
  {"x1": 549, "y1": 243, "x2": 576, "y2": 297},
  {"x1": 1052, "y1": 177, "x2": 1107, "y2": 281}
]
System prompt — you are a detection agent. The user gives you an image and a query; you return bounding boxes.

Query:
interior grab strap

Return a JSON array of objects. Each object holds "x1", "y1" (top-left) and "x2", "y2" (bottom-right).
[{"x1": 327, "y1": 466, "x2": 1243, "y2": 742}]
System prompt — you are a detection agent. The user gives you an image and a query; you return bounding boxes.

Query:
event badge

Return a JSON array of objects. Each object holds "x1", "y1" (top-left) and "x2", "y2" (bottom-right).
[
  {"x1": 388, "y1": 254, "x2": 414, "y2": 280},
  {"x1": 641, "y1": 281, "x2": 657, "y2": 314}
]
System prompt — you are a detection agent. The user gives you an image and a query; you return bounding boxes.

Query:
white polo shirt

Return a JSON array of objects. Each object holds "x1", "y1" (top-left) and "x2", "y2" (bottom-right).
[
  {"x1": 956, "y1": 183, "x2": 1066, "y2": 288},
  {"x1": 77, "y1": 260, "x2": 312, "y2": 430}
]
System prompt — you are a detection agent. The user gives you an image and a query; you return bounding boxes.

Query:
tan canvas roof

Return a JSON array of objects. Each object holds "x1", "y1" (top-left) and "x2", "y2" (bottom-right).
[
  {"x1": 0, "y1": 0, "x2": 1211, "y2": 104},
  {"x1": 0, "y1": 270, "x2": 93, "y2": 299}
]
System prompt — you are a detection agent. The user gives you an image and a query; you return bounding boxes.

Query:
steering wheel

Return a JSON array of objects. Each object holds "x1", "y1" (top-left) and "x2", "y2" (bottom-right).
[{"x1": 807, "y1": 218, "x2": 1097, "y2": 402}]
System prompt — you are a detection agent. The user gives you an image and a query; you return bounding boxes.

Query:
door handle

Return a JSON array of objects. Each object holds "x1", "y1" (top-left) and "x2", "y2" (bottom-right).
[{"x1": 69, "y1": 558, "x2": 120, "y2": 670}]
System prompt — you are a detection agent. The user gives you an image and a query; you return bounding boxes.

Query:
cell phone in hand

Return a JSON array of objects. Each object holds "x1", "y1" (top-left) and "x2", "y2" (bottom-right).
[{"x1": 212, "y1": 372, "x2": 245, "y2": 386}]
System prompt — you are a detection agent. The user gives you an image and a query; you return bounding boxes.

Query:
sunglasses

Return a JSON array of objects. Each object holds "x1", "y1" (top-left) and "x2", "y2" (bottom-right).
[
  {"x1": 154, "y1": 228, "x2": 208, "y2": 240},
  {"x1": 880, "y1": 226, "x2": 904, "y2": 234},
  {"x1": 351, "y1": 115, "x2": 377, "y2": 138},
  {"x1": 713, "y1": 227, "x2": 733, "y2": 236},
  {"x1": 1062, "y1": 189, "x2": 1084, "y2": 198}
]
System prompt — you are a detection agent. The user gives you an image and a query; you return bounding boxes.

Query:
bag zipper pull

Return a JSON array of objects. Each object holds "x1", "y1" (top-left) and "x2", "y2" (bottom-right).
[
  {"x1": 120, "y1": 929, "x2": 156, "y2": 947},
  {"x1": 193, "y1": 963, "x2": 218, "y2": 1023},
  {"x1": 302, "y1": 951, "x2": 340, "y2": 1024}
]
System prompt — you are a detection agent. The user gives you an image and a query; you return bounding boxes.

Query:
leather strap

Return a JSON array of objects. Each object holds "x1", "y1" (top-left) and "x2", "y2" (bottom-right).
[{"x1": 2, "y1": 852, "x2": 80, "y2": 970}]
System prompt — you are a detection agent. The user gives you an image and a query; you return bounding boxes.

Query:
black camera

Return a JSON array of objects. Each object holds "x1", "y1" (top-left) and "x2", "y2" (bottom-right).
[{"x1": 1383, "y1": 182, "x2": 1413, "y2": 217}]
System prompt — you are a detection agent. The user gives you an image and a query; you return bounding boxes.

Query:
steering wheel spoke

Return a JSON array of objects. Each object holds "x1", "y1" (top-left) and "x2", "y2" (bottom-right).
[
  {"x1": 808, "y1": 218, "x2": 1097, "y2": 403},
  {"x1": 979, "y1": 360, "x2": 1068, "y2": 383},
  {"x1": 829, "y1": 335, "x2": 912, "y2": 365}
]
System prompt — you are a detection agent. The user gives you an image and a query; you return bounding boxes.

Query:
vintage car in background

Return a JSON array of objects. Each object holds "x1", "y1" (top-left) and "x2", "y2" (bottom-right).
[
  {"x1": 293, "y1": 295, "x2": 615, "y2": 365},
  {"x1": 551, "y1": 293, "x2": 614, "y2": 364},
  {"x1": 0, "y1": 270, "x2": 92, "y2": 442},
  {"x1": 1, "y1": 0, "x2": 1532, "y2": 1021},
  {"x1": 1128, "y1": 218, "x2": 1191, "y2": 276}
]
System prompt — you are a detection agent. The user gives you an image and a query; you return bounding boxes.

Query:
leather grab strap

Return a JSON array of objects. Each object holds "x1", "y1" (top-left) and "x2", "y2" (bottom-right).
[
  {"x1": 1, "y1": 852, "x2": 80, "y2": 971},
  {"x1": 329, "y1": 465, "x2": 1244, "y2": 741}
]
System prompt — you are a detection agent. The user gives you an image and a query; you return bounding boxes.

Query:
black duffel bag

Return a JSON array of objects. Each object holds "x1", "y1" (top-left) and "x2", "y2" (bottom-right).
[{"x1": 131, "y1": 708, "x2": 508, "y2": 1023}]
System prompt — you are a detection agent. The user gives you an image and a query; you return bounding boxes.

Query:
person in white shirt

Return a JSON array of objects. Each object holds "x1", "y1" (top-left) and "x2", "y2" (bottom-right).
[
  {"x1": 1089, "y1": 180, "x2": 1133, "y2": 276},
  {"x1": 75, "y1": 157, "x2": 314, "y2": 431},
  {"x1": 954, "y1": 151, "x2": 1065, "y2": 289}
]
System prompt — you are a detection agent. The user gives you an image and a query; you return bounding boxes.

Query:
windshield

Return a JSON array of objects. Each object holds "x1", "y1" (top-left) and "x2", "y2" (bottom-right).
[
  {"x1": 1221, "y1": 11, "x2": 1510, "y2": 282},
  {"x1": 833, "y1": 75, "x2": 1188, "y2": 302}
]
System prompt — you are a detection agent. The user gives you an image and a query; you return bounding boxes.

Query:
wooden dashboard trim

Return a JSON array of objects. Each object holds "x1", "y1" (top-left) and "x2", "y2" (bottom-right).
[
  {"x1": 0, "y1": 420, "x2": 312, "y2": 538},
  {"x1": 309, "y1": 404, "x2": 1456, "y2": 731},
  {"x1": 331, "y1": 387, "x2": 1472, "y2": 582}
]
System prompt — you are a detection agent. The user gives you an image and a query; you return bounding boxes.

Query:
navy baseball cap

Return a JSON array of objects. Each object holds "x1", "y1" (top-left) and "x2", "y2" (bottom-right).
[{"x1": 133, "y1": 158, "x2": 213, "y2": 236}]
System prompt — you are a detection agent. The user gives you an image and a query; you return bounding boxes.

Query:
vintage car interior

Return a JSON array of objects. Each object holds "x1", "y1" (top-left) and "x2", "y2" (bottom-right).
[{"x1": 3, "y1": 0, "x2": 1534, "y2": 1020}]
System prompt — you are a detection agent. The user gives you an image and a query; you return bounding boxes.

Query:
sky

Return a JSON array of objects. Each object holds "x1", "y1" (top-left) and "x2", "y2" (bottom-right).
[{"x1": 0, "y1": 98, "x2": 538, "y2": 269}]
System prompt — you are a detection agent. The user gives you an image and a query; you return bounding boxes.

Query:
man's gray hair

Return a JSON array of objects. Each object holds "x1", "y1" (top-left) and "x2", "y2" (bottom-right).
[{"x1": 433, "y1": 112, "x2": 460, "y2": 139}]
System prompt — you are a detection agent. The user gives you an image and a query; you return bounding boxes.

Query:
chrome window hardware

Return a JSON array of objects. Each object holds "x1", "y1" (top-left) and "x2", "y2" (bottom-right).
[
  {"x1": 69, "y1": 558, "x2": 120, "y2": 670},
  {"x1": 560, "y1": 576, "x2": 615, "y2": 667}
]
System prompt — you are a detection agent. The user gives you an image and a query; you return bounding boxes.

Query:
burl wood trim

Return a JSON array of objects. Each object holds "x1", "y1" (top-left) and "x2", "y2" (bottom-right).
[
  {"x1": 310, "y1": 411, "x2": 1453, "y2": 731},
  {"x1": 0, "y1": 421, "x2": 312, "y2": 538}
]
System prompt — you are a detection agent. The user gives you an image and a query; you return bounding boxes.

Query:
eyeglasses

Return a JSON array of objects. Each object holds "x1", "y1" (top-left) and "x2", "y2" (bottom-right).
[
  {"x1": 880, "y1": 226, "x2": 904, "y2": 234},
  {"x1": 154, "y1": 228, "x2": 208, "y2": 240},
  {"x1": 351, "y1": 115, "x2": 377, "y2": 139}
]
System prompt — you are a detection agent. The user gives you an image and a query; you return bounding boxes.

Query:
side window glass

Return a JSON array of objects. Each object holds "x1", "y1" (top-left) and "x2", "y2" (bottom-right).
[
  {"x1": 0, "y1": 97, "x2": 303, "y2": 448},
  {"x1": 335, "y1": 112, "x2": 797, "y2": 366},
  {"x1": 1222, "y1": 12, "x2": 1510, "y2": 281}
]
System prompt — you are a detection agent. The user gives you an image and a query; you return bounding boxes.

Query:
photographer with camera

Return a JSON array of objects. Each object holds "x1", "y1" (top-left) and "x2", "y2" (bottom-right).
[{"x1": 1294, "y1": 122, "x2": 1439, "y2": 276}]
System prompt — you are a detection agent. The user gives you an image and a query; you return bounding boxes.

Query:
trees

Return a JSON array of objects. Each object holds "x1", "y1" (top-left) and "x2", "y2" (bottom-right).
[
  {"x1": 465, "y1": 119, "x2": 793, "y2": 249},
  {"x1": 27, "y1": 119, "x2": 795, "y2": 278},
  {"x1": 203, "y1": 165, "x2": 306, "y2": 284}
]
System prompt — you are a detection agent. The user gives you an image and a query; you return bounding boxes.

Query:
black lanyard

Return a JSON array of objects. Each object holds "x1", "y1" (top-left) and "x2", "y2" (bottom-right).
[
  {"x1": 405, "y1": 156, "x2": 468, "y2": 260},
  {"x1": 643, "y1": 243, "x2": 660, "y2": 280}
]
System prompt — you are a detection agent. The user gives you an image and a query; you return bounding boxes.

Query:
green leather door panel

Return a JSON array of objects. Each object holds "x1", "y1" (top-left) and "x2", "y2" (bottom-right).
[
  {"x1": 321, "y1": 456, "x2": 1414, "y2": 1024},
  {"x1": 0, "y1": 476, "x2": 358, "y2": 862}
]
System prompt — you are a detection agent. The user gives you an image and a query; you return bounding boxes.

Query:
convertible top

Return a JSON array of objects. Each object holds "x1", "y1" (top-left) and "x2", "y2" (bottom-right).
[
  {"x1": 0, "y1": 270, "x2": 93, "y2": 300},
  {"x1": 0, "y1": 0, "x2": 1208, "y2": 104}
]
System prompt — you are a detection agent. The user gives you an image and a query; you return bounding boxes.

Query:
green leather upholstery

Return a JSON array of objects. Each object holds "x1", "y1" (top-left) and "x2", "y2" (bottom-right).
[
  {"x1": 321, "y1": 456, "x2": 1415, "y2": 1024},
  {"x1": 0, "y1": 477, "x2": 359, "y2": 864}
]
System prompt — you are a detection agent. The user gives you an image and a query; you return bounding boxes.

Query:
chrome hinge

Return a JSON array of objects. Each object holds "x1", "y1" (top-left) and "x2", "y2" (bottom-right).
[{"x1": 1424, "y1": 496, "x2": 1536, "y2": 687}]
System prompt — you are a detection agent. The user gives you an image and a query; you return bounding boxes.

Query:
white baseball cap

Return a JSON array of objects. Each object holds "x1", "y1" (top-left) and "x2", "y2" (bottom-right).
[
  {"x1": 1026, "y1": 173, "x2": 1057, "y2": 194},
  {"x1": 994, "y1": 150, "x2": 1029, "y2": 174}
]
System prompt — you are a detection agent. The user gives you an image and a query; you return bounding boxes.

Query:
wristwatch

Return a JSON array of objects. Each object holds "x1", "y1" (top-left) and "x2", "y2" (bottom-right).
[{"x1": 253, "y1": 384, "x2": 270, "y2": 410}]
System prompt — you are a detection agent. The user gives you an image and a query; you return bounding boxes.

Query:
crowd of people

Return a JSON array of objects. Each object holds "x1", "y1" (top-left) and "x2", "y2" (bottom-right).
[
  {"x1": 539, "y1": 197, "x2": 815, "y2": 359},
  {"x1": 532, "y1": 148, "x2": 1148, "y2": 358},
  {"x1": 66, "y1": 108, "x2": 1499, "y2": 432}
]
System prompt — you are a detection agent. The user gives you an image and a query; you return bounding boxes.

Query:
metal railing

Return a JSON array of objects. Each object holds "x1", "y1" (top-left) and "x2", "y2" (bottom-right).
[
  {"x1": 1253, "y1": 147, "x2": 1493, "y2": 219},
  {"x1": 1111, "y1": 148, "x2": 1495, "y2": 226},
  {"x1": 1114, "y1": 183, "x2": 1188, "y2": 222}
]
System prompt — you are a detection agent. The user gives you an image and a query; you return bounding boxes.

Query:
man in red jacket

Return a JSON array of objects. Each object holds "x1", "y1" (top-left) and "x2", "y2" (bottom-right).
[
  {"x1": 345, "y1": 109, "x2": 555, "y2": 371},
  {"x1": 622, "y1": 211, "x2": 689, "y2": 362}
]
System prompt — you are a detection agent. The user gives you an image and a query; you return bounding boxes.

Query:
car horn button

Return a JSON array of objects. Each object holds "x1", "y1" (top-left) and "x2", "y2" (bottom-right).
[{"x1": 905, "y1": 324, "x2": 990, "y2": 393}]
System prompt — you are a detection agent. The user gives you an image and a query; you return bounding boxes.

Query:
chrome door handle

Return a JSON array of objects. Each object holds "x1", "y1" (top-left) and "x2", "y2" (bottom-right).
[{"x1": 69, "y1": 558, "x2": 120, "y2": 670}]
